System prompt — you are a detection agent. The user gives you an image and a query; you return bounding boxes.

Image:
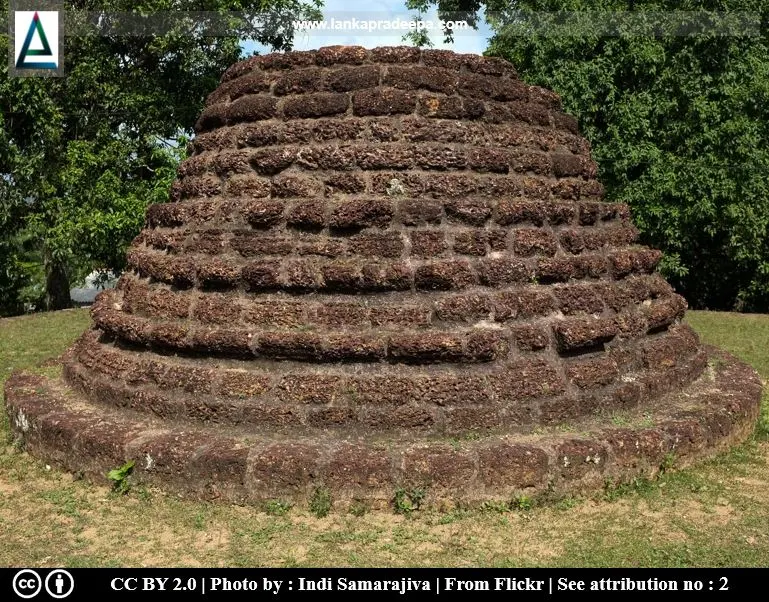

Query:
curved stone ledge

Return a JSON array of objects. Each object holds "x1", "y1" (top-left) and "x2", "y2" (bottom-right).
[
  {"x1": 168, "y1": 173, "x2": 605, "y2": 206},
  {"x1": 189, "y1": 118, "x2": 592, "y2": 156},
  {"x1": 4, "y1": 347, "x2": 761, "y2": 505},
  {"x1": 153, "y1": 195, "x2": 618, "y2": 230},
  {"x1": 124, "y1": 246, "x2": 661, "y2": 293},
  {"x1": 117, "y1": 272, "x2": 681, "y2": 333},
  {"x1": 176, "y1": 141, "x2": 598, "y2": 180},
  {"x1": 91, "y1": 291, "x2": 696, "y2": 364},
  {"x1": 59, "y1": 322, "x2": 704, "y2": 434},
  {"x1": 136, "y1": 223, "x2": 639, "y2": 261}
]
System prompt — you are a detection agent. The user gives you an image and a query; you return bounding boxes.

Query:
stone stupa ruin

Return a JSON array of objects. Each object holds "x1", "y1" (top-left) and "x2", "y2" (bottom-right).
[{"x1": 4, "y1": 46, "x2": 763, "y2": 507}]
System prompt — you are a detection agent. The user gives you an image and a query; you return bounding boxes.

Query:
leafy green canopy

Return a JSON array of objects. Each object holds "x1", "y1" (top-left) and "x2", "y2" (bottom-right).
[
  {"x1": 1, "y1": 0, "x2": 322, "y2": 315},
  {"x1": 412, "y1": 0, "x2": 769, "y2": 312}
]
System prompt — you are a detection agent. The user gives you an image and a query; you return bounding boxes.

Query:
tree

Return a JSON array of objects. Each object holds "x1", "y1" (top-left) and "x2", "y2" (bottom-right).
[
  {"x1": 409, "y1": 0, "x2": 769, "y2": 311},
  {"x1": 1, "y1": 0, "x2": 322, "y2": 315}
]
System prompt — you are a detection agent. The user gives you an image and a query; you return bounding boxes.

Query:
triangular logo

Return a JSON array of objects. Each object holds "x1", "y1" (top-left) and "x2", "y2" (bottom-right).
[{"x1": 16, "y1": 12, "x2": 57, "y2": 69}]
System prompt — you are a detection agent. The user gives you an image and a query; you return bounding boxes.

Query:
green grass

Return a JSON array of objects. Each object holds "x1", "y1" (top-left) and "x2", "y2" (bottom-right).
[{"x1": 0, "y1": 308, "x2": 767, "y2": 567}]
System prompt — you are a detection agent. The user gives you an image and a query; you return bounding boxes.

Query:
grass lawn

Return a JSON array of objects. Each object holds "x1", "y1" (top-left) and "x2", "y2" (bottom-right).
[{"x1": 0, "y1": 308, "x2": 767, "y2": 567}]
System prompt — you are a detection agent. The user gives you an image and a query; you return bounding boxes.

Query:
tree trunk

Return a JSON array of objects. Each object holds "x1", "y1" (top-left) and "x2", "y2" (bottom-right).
[{"x1": 45, "y1": 252, "x2": 71, "y2": 311}]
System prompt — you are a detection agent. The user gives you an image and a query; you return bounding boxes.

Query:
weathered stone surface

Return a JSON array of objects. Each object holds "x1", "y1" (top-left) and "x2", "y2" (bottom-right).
[{"x1": 5, "y1": 46, "x2": 757, "y2": 507}]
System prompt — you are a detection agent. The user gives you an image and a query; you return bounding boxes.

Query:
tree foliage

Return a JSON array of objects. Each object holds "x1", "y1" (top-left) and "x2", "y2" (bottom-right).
[
  {"x1": 412, "y1": 0, "x2": 769, "y2": 311},
  {"x1": 1, "y1": 0, "x2": 322, "y2": 315}
]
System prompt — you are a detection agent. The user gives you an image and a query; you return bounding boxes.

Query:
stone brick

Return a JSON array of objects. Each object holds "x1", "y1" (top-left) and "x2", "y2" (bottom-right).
[
  {"x1": 321, "y1": 262, "x2": 363, "y2": 291},
  {"x1": 566, "y1": 356, "x2": 619, "y2": 388},
  {"x1": 554, "y1": 284, "x2": 605, "y2": 315},
  {"x1": 410, "y1": 231, "x2": 447, "y2": 257},
  {"x1": 492, "y1": 359, "x2": 564, "y2": 400},
  {"x1": 226, "y1": 95, "x2": 278, "y2": 123},
  {"x1": 243, "y1": 301, "x2": 305, "y2": 327},
  {"x1": 273, "y1": 68, "x2": 322, "y2": 95},
  {"x1": 197, "y1": 258, "x2": 241, "y2": 289},
  {"x1": 324, "y1": 172, "x2": 367, "y2": 194},
  {"x1": 414, "y1": 145, "x2": 467, "y2": 170},
  {"x1": 329, "y1": 198, "x2": 393, "y2": 229},
  {"x1": 554, "y1": 316, "x2": 619, "y2": 352},
  {"x1": 286, "y1": 200, "x2": 326, "y2": 230},
  {"x1": 646, "y1": 295, "x2": 687, "y2": 330},
  {"x1": 444, "y1": 198, "x2": 492, "y2": 225},
  {"x1": 250, "y1": 147, "x2": 296, "y2": 175},
  {"x1": 512, "y1": 229, "x2": 557, "y2": 256},
  {"x1": 467, "y1": 147, "x2": 510, "y2": 173},
  {"x1": 364, "y1": 405, "x2": 435, "y2": 429},
  {"x1": 466, "y1": 331, "x2": 510, "y2": 361},
  {"x1": 384, "y1": 65, "x2": 458, "y2": 94},
  {"x1": 353, "y1": 88, "x2": 417, "y2": 116},
  {"x1": 496, "y1": 200, "x2": 546, "y2": 226},
  {"x1": 603, "y1": 428, "x2": 667, "y2": 469},
  {"x1": 444, "y1": 406, "x2": 502, "y2": 432},
  {"x1": 414, "y1": 260, "x2": 476, "y2": 291},
  {"x1": 218, "y1": 371, "x2": 272, "y2": 398},
  {"x1": 399, "y1": 199, "x2": 443, "y2": 226},
  {"x1": 478, "y1": 257, "x2": 531, "y2": 286},
  {"x1": 325, "y1": 65, "x2": 380, "y2": 92},
  {"x1": 370, "y1": 305, "x2": 431, "y2": 327},
  {"x1": 403, "y1": 446, "x2": 475, "y2": 488},
  {"x1": 387, "y1": 333, "x2": 466, "y2": 363},
  {"x1": 281, "y1": 260, "x2": 319, "y2": 291},
  {"x1": 478, "y1": 445, "x2": 548, "y2": 488},
  {"x1": 349, "y1": 232, "x2": 404, "y2": 258},
  {"x1": 356, "y1": 144, "x2": 413, "y2": 169},
  {"x1": 241, "y1": 261, "x2": 281, "y2": 290},
  {"x1": 192, "y1": 328, "x2": 253, "y2": 356},
  {"x1": 283, "y1": 92, "x2": 349, "y2": 119},
  {"x1": 324, "y1": 444, "x2": 393, "y2": 489},
  {"x1": 453, "y1": 231, "x2": 488, "y2": 256},
  {"x1": 315, "y1": 45, "x2": 367, "y2": 65},
  {"x1": 370, "y1": 46, "x2": 421, "y2": 63},
  {"x1": 512, "y1": 324, "x2": 550, "y2": 351},
  {"x1": 250, "y1": 444, "x2": 321, "y2": 492},
  {"x1": 271, "y1": 173, "x2": 325, "y2": 198},
  {"x1": 435, "y1": 294, "x2": 492, "y2": 322},
  {"x1": 609, "y1": 248, "x2": 663, "y2": 278},
  {"x1": 242, "y1": 199, "x2": 285, "y2": 228},
  {"x1": 360, "y1": 263, "x2": 412, "y2": 291},
  {"x1": 193, "y1": 293, "x2": 242, "y2": 324},
  {"x1": 231, "y1": 231, "x2": 294, "y2": 257},
  {"x1": 320, "y1": 335, "x2": 386, "y2": 362},
  {"x1": 313, "y1": 303, "x2": 369, "y2": 327},
  {"x1": 276, "y1": 374, "x2": 344, "y2": 404},
  {"x1": 556, "y1": 440, "x2": 607, "y2": 479},
  {"x1": 225, "y1": 173, "x2": 272, "y2": 198}
]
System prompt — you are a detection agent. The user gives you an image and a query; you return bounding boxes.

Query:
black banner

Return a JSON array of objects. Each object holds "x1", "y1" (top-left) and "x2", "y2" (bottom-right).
[{"x1": 1, "y1": 568, "x2": 765, "y2": 600}]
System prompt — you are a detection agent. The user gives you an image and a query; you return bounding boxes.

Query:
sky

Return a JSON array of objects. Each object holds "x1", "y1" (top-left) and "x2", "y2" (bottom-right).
[{"x1": 241, "y1": 0, "x2": 493, "y2": 56}]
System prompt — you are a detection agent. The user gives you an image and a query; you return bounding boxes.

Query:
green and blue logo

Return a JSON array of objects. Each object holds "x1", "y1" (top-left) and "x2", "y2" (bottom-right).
[{"x1": 14, "y1": 11, "x2": 59, "y2": 70}]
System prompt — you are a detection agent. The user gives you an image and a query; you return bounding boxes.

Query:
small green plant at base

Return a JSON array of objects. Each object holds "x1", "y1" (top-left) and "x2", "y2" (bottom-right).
[
  {"x1": 393, "y1": 487, "x2": 426, "y2": 514},
  {"x1": 481, "y1": 499, "x2": 509, "y2": 513},
  {"x1": 193, "y1": 511, "x2": 206, "y2": 530},
  {"x1": 660, "y1": 452, "x2": 676, "y2": 473},
  {"x1": 554, "y1": 496, "x2": 581, "y2": 511},
  {"x1": 107, "y1": 460, "x2": 135, "y2": 495},
  {"x1": 610, "y1": 413, "x2": 630, "y2": 427},
  {"x1": 348, "y1": 500, "x2": 368, "y2": 517},
  {"x1": 512, "y1": 495, "x2": 534, "y2": 511},
  {"x1": 309, "y1": 486, "x2": 332, "y2": 518},
  {"x1": 135, "y1": 486, "x2": 152, "y2": 502},
  {"x1": 264, "y1": 500, "x2": 292, "y2": 516},
  {"x1": 602, "y1": 477, "x2": 657, "y2": 502}
]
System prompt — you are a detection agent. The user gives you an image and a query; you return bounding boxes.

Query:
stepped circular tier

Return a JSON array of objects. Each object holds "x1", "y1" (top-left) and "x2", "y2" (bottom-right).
[{"x1": 4, "y1": 46, "x2": 763, "y2": 507}]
